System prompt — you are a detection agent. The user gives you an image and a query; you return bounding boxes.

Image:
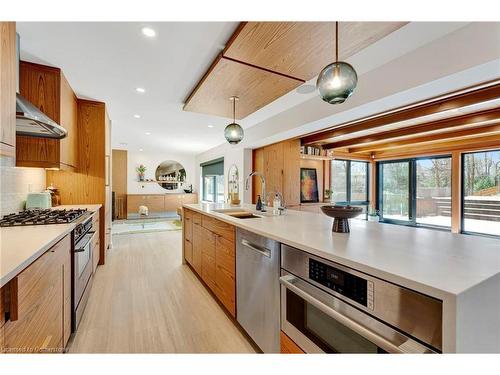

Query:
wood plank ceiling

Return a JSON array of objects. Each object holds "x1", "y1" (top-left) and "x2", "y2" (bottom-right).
[
  {"x1": 300, "y1": 82, "x2": 500, "y2": 160},
  {"x1": 183, "y1": 22, "x2": 407, "y2": 119}
]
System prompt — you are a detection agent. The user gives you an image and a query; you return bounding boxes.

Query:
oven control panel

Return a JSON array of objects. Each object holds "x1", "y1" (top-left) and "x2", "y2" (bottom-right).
[{"x1": 309, "y1": 259, "x2": 374, "y2": 310}]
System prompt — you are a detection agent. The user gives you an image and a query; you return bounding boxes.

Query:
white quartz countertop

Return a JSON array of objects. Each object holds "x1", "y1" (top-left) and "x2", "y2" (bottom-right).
[
  {"x1": 0, "y1": 204, "x2": 101, "y2": 287},
  {"x1": 184, "y1": 203, "x2": 500, "y2": 299}
]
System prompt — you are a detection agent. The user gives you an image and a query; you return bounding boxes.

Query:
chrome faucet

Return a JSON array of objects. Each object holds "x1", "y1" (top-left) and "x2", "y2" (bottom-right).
[{"x1": 245, "y1": 171, "x2": 266, "y2": 211}]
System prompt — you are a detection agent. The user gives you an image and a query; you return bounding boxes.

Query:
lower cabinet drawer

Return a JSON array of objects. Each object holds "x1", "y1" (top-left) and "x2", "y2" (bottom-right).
[
  {"x1": 184, "y1": 239, "x2": 193, "y2": 265},
  {"x1": 215, "y1": 264, "x2": 236, "y2": 318},
  {"x1": 201, "y1": 215, "x2": 235, "y2": 241},
  {"x1": 192, "y1": 212, "x2": 202, "y2": 225},
  {"x1": 201, "y1": 253, "x2": 216, "y2": 291},
  {"x1": 4, "y1": 250, "x2": 63, "y2": 353}
]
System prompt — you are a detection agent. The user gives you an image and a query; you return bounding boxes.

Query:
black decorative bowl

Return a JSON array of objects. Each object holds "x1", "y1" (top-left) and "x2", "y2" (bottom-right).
[{"x1": 320, "y1": 205, "x2": 363, "y2": 233}]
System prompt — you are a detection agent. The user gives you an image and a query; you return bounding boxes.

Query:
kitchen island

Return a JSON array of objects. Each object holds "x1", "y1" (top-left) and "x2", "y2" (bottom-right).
[{"x1": 183, "y1": 202, "x2": 500, "y2": 353}]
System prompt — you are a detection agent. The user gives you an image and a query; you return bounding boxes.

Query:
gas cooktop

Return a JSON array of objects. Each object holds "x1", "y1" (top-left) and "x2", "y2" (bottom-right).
[{"x1": 0, "y1": 208, "x2": 88, "y2": 227}]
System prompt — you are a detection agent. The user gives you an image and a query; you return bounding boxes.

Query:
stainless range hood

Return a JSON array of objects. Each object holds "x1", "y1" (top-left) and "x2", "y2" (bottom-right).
[{"x1": 15, "y1": 33, "x2": 67, "y2": 139}]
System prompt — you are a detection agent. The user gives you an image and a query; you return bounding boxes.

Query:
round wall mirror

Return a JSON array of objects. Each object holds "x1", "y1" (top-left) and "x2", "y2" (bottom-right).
[{"x1": 155, "y1": 160, "x2": 186, "y2": 190}]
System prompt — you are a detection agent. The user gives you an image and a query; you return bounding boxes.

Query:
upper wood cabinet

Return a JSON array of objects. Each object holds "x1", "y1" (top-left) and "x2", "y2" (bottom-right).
[
  {"x1": 16, "y1": 61, "x2": 78, "y2": 170},
  {"x1": 0, "y1": 22, "x2": 16, "y2": 157},
  {"x1": 46, "y1": 99, "x2": 110, "y2": 266},
  {"x1": 253, "y1": 139, "x2": 300, "y2": 206},
  {"x1": 184, "y1": 22, "x2": 407, "y2": 119}
]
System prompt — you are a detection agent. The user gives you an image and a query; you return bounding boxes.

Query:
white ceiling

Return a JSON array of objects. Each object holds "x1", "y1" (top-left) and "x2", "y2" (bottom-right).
[
  {"x1": 16, "y1": 21, "x2": 478, "y2": 157},
  {"x1": 16, "y1": 22, "x2": 240, "y2": 154}
]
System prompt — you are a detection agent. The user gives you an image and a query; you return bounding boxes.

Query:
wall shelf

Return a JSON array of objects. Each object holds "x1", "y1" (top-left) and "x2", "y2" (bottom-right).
[{"x1": 300, "y1": 154, "x2": 334, "y2": 161}]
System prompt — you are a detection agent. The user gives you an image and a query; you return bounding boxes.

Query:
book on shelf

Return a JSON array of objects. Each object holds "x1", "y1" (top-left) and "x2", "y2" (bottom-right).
[{"x1": 300, "y1": 145, "x2": 326, "y2": 157}]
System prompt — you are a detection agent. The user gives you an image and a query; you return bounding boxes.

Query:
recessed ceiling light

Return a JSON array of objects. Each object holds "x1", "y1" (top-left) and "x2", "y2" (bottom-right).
[
  {"x1": 139, "y1": 148, "x2": 143, "y2": 152},
  {"x1": 136, "y1": 87, "x2": 145, "y2": 93},
  {"x1": 133, "y1": 114, "x2": 141, "y2": 118},
  {"x1": 145, "y1": 132, "x2": 151, "y2": 135},
  {"x1": 119, "y1": 142, "x2": 128, "y2": 146},
  {"x1": 208, "y1": 125, "x2": 214, "y2": 128},
  {"x1": 141, "y1": 27, "x2": 156, "y2": 38}
]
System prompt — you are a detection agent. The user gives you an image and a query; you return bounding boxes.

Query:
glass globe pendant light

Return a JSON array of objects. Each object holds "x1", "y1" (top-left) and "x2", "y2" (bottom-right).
[
  {"x1": 224, "y1": 96, "x2": 244, "y2": 144},
  {"x1": 317, "y1": 22, "x2": 358, "y2": 104}
]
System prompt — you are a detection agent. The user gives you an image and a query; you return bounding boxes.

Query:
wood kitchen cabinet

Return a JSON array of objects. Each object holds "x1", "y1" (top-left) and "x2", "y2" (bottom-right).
[
  {"x1": 0, "y1": 22, "x2": 16, "y2": 158},
  {"x1": 253, "y1": 139, "x2": 300, "y2": 206},
  {"x1": 183, "y1": 208, "x2": 236, "y2": 317},
  {"x1": 16, "y1": 61, "x2": 78, "y2": 170},
  {"x1": 192, "y1": 212, "x2": 203, "y2": 276},
  {"x1": 46, "y1": 100, "x2": 111, "y2": 266},
  {"x1": 127, "y1": 193, "x2": 198, "y2": 216},
  {"x1": 2, "y1": 234, "x2": 72, "y2": 353},
  {"x1": 201, "y1": 228, "x2": 217, "y2": 291}
]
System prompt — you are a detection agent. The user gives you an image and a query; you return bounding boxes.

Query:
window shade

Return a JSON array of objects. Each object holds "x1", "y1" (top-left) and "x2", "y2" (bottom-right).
[{"x1": 201, "y1": 157, "x2": 224, "y2": 177}]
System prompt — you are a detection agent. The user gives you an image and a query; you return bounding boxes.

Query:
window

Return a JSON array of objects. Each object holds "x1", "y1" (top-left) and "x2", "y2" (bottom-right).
[
  {"x1": 201, "y1": 158, "x2": 225, "y2": 203},
  {"x1": 379, "y1": 161, "x2": 410, "y2": 222},
  {"x1": 462, "y1": 150, "x2": 500, "y2": 237},
  {"x1": 377, "y1": 156, "x2": 452, "y2": 228},
  {"x1": 331, "y1": 160, "x2": 348, "y2": 202},
  {"x1": 331, "y1": 160, "x2": 369, "y2": 219},
  {"x1": 416, "y1": 158, "x2": 452, "y2": 227}
]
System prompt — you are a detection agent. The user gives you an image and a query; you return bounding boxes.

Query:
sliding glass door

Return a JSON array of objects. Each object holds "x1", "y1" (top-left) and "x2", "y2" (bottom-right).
[
  {"x1": 379, "y1": 161, "x2": 411, "y2": 223},
  {"x1": 378, "y1": 156, "x2": 451, "y2": 228},
  {"x1": 416, "y1": 158, "x2": 452, "y2": 227},
  {"x1": 462, "y1": 149, "x2": 500, "y2": 237}
]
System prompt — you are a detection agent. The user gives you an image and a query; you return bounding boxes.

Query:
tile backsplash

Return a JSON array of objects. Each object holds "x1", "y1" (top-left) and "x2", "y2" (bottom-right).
[{"x1": 0, "y1": 156, "x2": 46, "y2": 216}]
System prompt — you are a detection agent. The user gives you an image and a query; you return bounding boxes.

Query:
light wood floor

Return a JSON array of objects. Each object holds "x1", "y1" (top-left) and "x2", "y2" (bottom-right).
[{"x1": 68, "y1": 230, "x2": 256, "y2": 353}]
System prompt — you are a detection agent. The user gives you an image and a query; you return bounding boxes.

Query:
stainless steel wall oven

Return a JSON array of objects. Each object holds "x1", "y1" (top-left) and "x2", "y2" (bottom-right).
[{"x1": 280, "y1": 244, "x2": 443, "y2": 353}]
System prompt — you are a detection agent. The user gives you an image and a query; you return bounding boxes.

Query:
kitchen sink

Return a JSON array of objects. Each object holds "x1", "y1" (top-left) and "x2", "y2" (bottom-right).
[{"x1": 213, "y1": 208, "x2": 263, "y2": 219}]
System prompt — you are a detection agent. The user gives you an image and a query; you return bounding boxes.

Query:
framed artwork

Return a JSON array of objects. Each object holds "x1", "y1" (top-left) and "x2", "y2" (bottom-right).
[{"x1": 300, "y1": 168, "x2": 319, "y2": 203}]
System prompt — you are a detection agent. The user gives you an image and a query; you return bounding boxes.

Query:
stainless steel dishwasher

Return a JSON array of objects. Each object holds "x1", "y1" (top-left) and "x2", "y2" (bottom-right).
[{"x1": 236, "y1": 228, "x2": 281, "y2": 353}]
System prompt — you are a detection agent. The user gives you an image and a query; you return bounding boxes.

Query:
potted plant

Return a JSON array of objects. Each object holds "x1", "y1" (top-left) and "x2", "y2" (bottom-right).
[
  {"x1": 367, "y1": 206, "x2": 379, "y2": 222},
  {"x1": 136, "y1": 164, "x2": 147, "y2": 181}
]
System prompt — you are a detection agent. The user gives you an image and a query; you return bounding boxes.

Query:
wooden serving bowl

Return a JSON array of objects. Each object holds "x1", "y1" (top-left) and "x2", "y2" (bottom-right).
[{"x1": 320, "y1": 205, "x2": 363, "y2": 233}]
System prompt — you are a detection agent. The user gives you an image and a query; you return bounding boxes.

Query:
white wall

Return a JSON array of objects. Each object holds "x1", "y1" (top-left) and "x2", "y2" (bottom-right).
[
  {"x1": 127, "y1": 150, "x2": 197, "y2": 195},
  {"x1": 0, "y1": 156, "x2": 46, "y2": 216},
  {"x1": 195, "y1": 145, "x2": 253, "y2": 204}
]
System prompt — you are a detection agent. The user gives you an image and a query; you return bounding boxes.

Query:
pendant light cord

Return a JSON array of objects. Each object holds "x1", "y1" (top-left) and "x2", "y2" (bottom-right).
[
  {"x1": 233, "y1": 97, "x2": 236, "y2": 123},
  {"x1": 335, "y1": 21, "x2": 339, "y2": 62}
]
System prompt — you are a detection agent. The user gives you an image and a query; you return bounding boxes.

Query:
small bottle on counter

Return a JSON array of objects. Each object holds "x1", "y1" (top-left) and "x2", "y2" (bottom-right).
[{"x1": 256, "y1": 195, "x2": 262, "y2": 211}]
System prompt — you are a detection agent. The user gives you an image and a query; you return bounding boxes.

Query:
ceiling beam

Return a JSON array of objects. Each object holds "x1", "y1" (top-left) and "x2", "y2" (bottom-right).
[
  {"x1": 301, "y1": 81, "x2": 500, "y2": 145},
  {"x1": 348, "y1": 122, "x2": 500, "y2": 153},
  {"x1": 372, "y1": 133, "x2": 500, "y2": 161},
  {"x1": 323, "y1": 107, "x2": 500, "y2": 149}
]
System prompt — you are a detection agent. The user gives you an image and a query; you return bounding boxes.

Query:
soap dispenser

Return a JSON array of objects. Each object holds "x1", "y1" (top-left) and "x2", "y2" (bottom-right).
[{"x1": 256, "y1": 195, "x2": 262, "y2": 211}]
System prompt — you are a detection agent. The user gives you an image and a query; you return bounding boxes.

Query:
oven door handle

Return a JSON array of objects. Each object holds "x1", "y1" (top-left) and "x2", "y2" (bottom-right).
[
  {"x1": 74, "y1": 232, "x2": 94, "y2": 252},
  {"x1": 280, "y1": 274, "x2": 427, "y2": 354}
]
